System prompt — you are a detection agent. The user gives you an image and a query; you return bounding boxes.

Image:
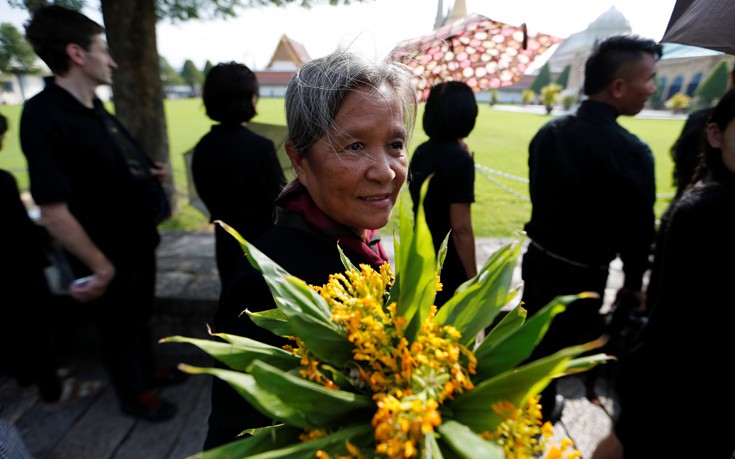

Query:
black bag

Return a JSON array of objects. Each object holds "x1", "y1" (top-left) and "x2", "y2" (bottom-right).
[{"x1": 96, "y1": 102, "x2": 172, "y2": 225}]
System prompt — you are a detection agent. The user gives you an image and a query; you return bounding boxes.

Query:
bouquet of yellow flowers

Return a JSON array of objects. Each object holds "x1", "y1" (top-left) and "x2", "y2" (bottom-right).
[{"x1": 163, "y1": 187, "x2": 608, "y2": 459}]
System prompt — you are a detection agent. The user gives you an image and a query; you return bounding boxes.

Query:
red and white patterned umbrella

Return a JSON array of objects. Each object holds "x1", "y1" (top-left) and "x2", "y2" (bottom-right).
[{"x1": 390, "y1": 13, "x2": 562, "y2": 101}]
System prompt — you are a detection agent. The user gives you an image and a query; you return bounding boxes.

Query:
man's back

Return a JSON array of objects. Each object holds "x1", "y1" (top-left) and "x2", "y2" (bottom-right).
[{"x1": 524, "y1": 100, "x2": 656, "y2": 268}]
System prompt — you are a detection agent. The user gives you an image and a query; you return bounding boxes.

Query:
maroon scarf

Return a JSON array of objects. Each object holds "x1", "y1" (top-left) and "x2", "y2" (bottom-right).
[{"x1": 275, "y1": 181, "x2": 389, "y2": 267}]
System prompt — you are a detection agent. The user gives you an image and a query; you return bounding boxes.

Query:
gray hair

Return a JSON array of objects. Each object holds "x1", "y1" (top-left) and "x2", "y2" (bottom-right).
[{"x1": 284, "y1": 50, "x2": 418, "y2": 154}]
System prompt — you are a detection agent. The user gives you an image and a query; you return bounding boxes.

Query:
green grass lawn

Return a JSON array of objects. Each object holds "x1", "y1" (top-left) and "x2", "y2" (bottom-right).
[{"x1": 0, "y1": 99, "x2": 684, "y2": 237}]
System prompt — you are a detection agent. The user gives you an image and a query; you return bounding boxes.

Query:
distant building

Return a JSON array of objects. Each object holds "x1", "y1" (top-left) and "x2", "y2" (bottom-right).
[
  {"x1": 497, "y1": 6, "x2": 735, "y2": 109},
  {"x1": 255, "y1": 34, "x2": 311, "y2": 98}
]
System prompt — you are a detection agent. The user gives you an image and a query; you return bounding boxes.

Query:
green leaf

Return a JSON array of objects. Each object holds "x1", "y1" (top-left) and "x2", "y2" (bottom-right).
[
  {"x1": 247, "y1": 308, "x2": 292, "y2": 337},
  {"x1": 180, "y1": 362, "x2": 373, "y2": 430},
  {"x1": 178, "y1": 364, "x2": 300, "y2": 428},
  {"x1": 436, "y1": 231, "x2": 450, "y2": 277},
  {"x1": 481, "y1": 303, "x2": 527, "y2": 347},
  {"x1": 446, "y1": 341, "x2": 607, "y2": 432},
  {"x1": 248, "y1": 360, "x2": 374, "y2": 430},
  {"x1": 245, "y1": 424, "x2": 373, "y2": 459},
  {"x1": 437, "y1": 420, "x2": 504, "y2": 459},
  {"x1": 426, "y1": 433, "x2": 445, "y2": 459},
  {"x1": 435, "y1": 241, "x2": 522, "y2": 347},
  {"x1": 393, "y1": 182, "x2": 438, "y2": 341},
  {"x1": 473, "y1": 293, "x2": 588, "y2": 381},
  {"x1": 338, "y1": 243, "x2": 359, "y2": 272},
  {"x1": 161, "y1": 334, "x2": 298, "y2": 372},
  {"x1": 188, "y1": 425, "x2": 302, "y2": 459},
  {"x1": 216, "y1": 220, "x2": 332, "y2": 323},
  {"x1": 283, "y1": 311, "x2": 354, "y2": 368}
]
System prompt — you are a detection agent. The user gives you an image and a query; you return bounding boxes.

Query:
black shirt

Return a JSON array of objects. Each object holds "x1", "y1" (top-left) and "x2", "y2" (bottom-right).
[
  {"x1": 408, "y1": 137, "x2": 475, "y2": 304},
  {"x1": 20, "y1": 81, "x2": 158, "y2": 265},
  {"x1": 524, "y1": 100, "x2": 655, "y2": 290}
]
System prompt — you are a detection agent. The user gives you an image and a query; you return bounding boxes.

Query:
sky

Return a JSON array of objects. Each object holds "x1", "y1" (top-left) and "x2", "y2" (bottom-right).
[{"x1": 1, "y1": 0, "x2": 678, "y2": 72}]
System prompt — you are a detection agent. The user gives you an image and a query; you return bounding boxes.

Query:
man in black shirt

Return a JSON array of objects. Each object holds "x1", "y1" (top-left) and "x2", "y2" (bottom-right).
[
  {"x1": 521, "y1": 35, "x2": 662, "y2": 423},
  {"x1": 20, "y1": 5, "x2": 179, "y2": 421}
]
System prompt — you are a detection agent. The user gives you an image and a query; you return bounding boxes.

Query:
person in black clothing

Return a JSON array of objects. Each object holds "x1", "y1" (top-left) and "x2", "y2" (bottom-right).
[
  {"x1": 0, "y1": 112, "x2": 102, "y2": 406},
  {"x1": 668, "y1": 67, "x2": 735, "y2": 199},
  {"x1": 408, "y1": 81, "x2": 478, "y2": 307},
  {"x1": 192, "y1": 62, "x2": 286, "y2": 289},
  {"x1": 203, "y1": 49, "x2": 418, "y2": 449},
  {"x1": 592, "y1": 85, "x2": 735, "y2": 459},
  {"x1": 520, "y1": 35, "x2": 662, "y2": 423},
  {"x1": 19, "y1": 5, "x2": 182, "y2": 422}
]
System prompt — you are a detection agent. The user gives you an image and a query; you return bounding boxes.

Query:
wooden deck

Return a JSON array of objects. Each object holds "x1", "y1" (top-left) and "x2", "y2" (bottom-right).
[{"x1": 0, "y1": 315, "x2": 620, "y2": 459}]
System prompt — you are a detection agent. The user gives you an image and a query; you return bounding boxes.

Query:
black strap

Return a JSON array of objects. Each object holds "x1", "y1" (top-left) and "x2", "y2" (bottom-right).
[{"x1": 94, "y1": 100, "x2": 154, "y2": 180}]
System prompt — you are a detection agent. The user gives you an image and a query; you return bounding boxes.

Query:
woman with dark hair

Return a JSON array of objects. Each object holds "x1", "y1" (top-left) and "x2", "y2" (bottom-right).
[
  {"x1": 408, "y1": 81, "x2": 479, "y2": 307},
  {"x1": 592, "y1": 86, "x2": 735, "y2": 458},
  {"x1": 192, "y1": 62, "x2": 286, "y2": 288}
]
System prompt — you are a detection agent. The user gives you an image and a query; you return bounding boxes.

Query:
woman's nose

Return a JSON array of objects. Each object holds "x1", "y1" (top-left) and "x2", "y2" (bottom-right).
[{"x1": 366, "y1": 151, "x2": 398, "y2": 182}]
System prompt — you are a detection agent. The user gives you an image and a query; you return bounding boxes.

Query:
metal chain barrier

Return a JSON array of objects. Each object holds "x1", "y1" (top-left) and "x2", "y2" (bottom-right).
[
  {"x1": 475, "y1": 163, "x2": 530, "y2": 202},
  {"x1": 475, "y1": 163, "x2": 675, "y2": 201}
]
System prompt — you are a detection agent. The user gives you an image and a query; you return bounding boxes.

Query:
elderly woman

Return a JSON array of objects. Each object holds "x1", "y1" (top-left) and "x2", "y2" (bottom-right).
[{"x1": 203, "y1": 49, "x2": 418, "y2": 449}]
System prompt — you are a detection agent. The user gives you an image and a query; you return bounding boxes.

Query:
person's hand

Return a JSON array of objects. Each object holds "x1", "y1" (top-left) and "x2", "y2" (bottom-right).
[
  {"x1": 68, "y1": 266, "x2": 115, "y2": 303},
  {"x1": 151, "y1": 161, "x2": 169, "y2": 183}
]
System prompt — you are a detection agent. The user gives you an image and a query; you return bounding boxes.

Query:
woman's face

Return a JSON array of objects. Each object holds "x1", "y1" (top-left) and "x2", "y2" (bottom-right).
[
  {"x1": 290, "y1": 83, "x2": 408, "y2": 237},
  {"x1": 707, "y1": 118, "x2": 735, "y2": 173}
]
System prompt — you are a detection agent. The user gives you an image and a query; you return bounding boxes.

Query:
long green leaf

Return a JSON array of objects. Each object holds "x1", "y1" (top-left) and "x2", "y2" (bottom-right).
[
  {"x1": 245, "y1": 424, "x2": 374, "y2": 459},
  {"x1": 216, "y1": 220, "x2": 332, "y2": 322},
  {"x1": 178, "y1": 364, "x2": 300, "y2": 428},
  {"x1": 248, "y1": 360, "x2": 374, "y2": 429},
  {"x1": 393, "y1": 182, "x2": 438, "y2": 342},
  {"x1": 473, "y1": 293, "x2": 593, "y2": 381},
  {"x1": 161, "y1": 334, "x2": 298, "y2": 372},
  {"x1": 180, "y1": 363, "x2": 372, "y2": 430},
  {"x1": 437, "y1": 420, "x2": 504, "y2": 459},
  {"x1": 478, "y1": 303, "x2": 526, "y2": 349},
  {"x1": 337, "y1": 244, "x2": 358, "y2": 272},
  {"x1": 247, "y1": 308, "x2": 292, "y2": 337},
  {"x1": 435, "y1": 242, "x2": 522, "y2": 347},
  {"x1": 187, "y1": 425, "x2": 302, "y2": 459},
  {"x1": 284, "y1": 311, "x2": 354, "y2": 367},
  {"x1": 446, "y1": 341, "x2": 607, "y2": 432}
]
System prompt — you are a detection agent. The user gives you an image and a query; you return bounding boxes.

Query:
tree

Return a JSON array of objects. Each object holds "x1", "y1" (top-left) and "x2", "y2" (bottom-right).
[
  {"x1": 180, "y1": 59, "x2": 203, "y2": 94},
  {"x1": 540, "y1": 83, "x2": 562, "y2": 114},
  {"x1": 554, "y1": 64, "x2": 570, "y2": 89},
  {"x1": 695, "y1": 58, "x2": 730, "y2": 106},
  {"x1": 529, "y1": 62, "x2": 551, "y2": 94},
  {"x1": 9, "y1": 0, "x2": 370, "y2": 217},
  {"x1": 160, "y1": 55, "x2": 184, "y2": 86},
  {"x1": 0, "y1": 22, "x2": 39, "y2": 101},
  {"x1": 203, "y1": 60, "x2": 214, "y2": 76}
]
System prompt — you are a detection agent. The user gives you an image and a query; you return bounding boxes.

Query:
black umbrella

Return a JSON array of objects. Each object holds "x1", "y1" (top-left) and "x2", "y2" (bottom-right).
[{"x1": 661, "y1": 0, "x2": 734, "y2": 55}]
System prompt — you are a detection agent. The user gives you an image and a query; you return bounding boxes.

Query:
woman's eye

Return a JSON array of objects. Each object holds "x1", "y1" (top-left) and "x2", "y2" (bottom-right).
[
  {"x1": 345, "y1": 142, "x2": 363, "y2": 152},
  {"x1": 390, "y1": 141, "x2": 405, "y2": 152}
]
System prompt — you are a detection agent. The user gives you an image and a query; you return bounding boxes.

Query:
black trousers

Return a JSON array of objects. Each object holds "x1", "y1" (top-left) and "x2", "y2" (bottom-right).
[
  {"x1": 2, "y1": 267, "x2": 62, "y2": 402},
  {"x1": 520, "y1": 243, "x2": 608, "y2": 414},
  {"x1": 91, "y1": 251, "x2": 158, "y2": 405}
]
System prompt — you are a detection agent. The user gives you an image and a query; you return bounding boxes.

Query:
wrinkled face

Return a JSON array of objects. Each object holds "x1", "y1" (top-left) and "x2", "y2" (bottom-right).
[
  {"x1": 78, "y1": 34, "x2": 117, "y2": 86},
  {"x1": 291, "y1": 83, "x2": 408, "y2": 238},
  {"x1": 707, "y1": 118, "x2": 735, "y2": 173},
  {"x1": 617, "y1": 52, "x2": 658, "y2": 116}
]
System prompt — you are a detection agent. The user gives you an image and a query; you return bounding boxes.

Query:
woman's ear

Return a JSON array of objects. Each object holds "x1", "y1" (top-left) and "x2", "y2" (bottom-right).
[
  {"x1": 706, "y1": 122, "x2": 723, "y2": 149},
  {"x1": 285, "y1": 142, "x2": 304, "y2": 178}
]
